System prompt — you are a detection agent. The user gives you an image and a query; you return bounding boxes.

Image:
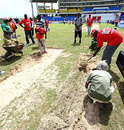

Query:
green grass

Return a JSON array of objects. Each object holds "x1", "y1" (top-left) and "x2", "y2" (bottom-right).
[{"x1": 0, "y1": 23, "x2": 124, "y2": 129}]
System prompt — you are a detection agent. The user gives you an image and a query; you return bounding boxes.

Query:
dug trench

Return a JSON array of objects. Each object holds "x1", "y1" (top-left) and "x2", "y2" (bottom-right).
[{"x1": 0, "y1": 48, "x2": 116, "y2": 129}]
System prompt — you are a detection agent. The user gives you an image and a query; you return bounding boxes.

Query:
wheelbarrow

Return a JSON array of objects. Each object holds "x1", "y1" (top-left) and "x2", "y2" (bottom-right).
[{"x1": 1, "y1": 43, "x2": 24, "y2": 61}]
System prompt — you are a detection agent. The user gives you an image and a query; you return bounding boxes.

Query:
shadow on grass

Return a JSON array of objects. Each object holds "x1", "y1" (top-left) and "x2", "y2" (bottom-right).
[
  {"x1": 30, "y1": 52, "x2": 42, "y2": 61},
  {"x1": 99, "y1": 102, "x2": 113, "y2": 126},
  {"x1": 83, "y1": 95, "x2": 113, "y2": 126},
  {"x1": 108, "y1": 69, "x2": 124, "y2": 104},
  {"x1": 108, "y1": 69, "x2": 120, "y2": 82},
  {"x1": 72, "y1": 42, "x2": 81, "y2": 47},
  {"x1": 32, "y1": 46, "x2": 39, "y2": 50},
  {"x1": 117, "y1": 81, "x2": 124, "y2": 105},
  {"x1": 0, "y1": 56, "x2": 22, "y2": 66}
]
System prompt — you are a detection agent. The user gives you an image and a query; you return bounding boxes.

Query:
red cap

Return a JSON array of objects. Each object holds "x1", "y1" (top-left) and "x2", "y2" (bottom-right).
[
  {"x1": 91, "y1": 29, "x2": 97, "y2": 37},
  {"x1": 8, "y1": 17, "x2": 12, "y2": 20},
  {"x1": 35, "y1": 26, "x2": 40, "y2": 30}
]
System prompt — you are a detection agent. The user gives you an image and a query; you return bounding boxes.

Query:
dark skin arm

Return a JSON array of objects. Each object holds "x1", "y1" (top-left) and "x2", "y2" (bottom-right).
[
  {"x1": 85, "y1": 82, "x2": 89, "y2": 89},
  {"x1": 19, "y1": 23, "x2": 27, "y2": 29},
  {"x1": 45, "y1": 33, "x2": 47, "y2": 39},
  {"x1": 93, "y1": 47, "x2": 101, "y2": 57}
]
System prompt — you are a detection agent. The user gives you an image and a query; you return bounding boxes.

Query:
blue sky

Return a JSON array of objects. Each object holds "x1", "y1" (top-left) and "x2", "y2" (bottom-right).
[{"x1": 0, "y1": 0, "x2": 58, "y2": 18}]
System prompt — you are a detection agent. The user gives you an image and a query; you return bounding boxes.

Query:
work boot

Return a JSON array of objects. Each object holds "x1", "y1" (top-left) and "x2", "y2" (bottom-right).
[
  {"x1": 79, "y1": 39, "x2": 81, "y2": 43},
  {"x1": 74, "y1": 39, "x2": 76, "y2": 43}
]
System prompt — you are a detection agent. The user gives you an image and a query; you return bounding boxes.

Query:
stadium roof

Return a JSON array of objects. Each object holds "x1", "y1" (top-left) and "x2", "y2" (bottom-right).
[{"x1": 32, "y1": 0, "x2": 58, "y2": 3}]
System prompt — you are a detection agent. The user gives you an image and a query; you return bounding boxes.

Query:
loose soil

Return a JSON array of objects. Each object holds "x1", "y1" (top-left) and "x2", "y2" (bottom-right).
[
  {"x1": 0, "y1": 24, "x2": 111, "y2": 129},
  {"x1": 0, "y1": 49, "x2": 104, "y2": 129},
  {"x1": 0, "y1": 49, "x2": 63, "y2": 111}
]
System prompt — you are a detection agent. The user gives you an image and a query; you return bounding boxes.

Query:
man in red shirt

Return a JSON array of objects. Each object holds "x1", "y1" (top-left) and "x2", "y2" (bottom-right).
[
  {"x1": 19, "y1": 14, "x2": 35, "y2": 45},
  {"x1": 87, "y1": 14, "x2": 93, "y2": 36},
  {"x1": 91, "y1": 28, "x2": 123, "y2": 65},
  {"x1": 45, "y1": 18, "x2": 50, "y2": 31},
  {"x1": 35, "y1": 26, "x2": 47, "y2": 55}
]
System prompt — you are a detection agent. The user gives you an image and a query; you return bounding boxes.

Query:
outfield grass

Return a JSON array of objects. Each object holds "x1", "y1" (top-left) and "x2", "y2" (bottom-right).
[{"x1": 0, "y1": 23, "x2": 124, "y2": 129}]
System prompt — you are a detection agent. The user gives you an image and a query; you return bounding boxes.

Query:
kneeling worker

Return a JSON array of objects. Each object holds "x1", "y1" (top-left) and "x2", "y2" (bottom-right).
[{"x1": 85, "y1": 61, "x2": 115, "y2": 109}]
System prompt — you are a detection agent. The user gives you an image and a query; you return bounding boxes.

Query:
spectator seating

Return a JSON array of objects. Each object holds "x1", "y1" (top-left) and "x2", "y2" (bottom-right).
[
  {"x1": 46, "y1": 9, "x2": 55, "y2": 13},
  {"x1": 77, "y1": 8, "x2": 82, "y2": 12},
  {"x1": 93, "y1": 7, "x2": 108, "y2": 11},
  {"x1": 54, "y1": 16, "x2": 64, "y2": 21},
  {"x1": 122, "y1": 6, "x2": 124, "y2": 11},
  {"x1": 109, "y1": 6, "x2": 121, "y2": 11},
  {"x1": 58, "y1": 9, "x2": 68, "y2": 13},
  {"x1": 83, "y1": 8, "x2": 92, "y2": 12},
  {"x1": 38, "y1": 9, "x2": 46, "y2": 13},
  {"x1": 46, "y1": 16, "x2": 54, "y2": 21},
  {"x1": 65, "y1": 16, "x2": 75, "y2": 21},
  {"x1": 68, "y1": 9, "x2": 77, "y2": 13}
]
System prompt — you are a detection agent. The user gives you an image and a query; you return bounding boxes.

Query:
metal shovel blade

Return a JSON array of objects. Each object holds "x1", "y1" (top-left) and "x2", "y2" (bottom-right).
[{"x1": 87, "y1": 55, "x2": 94, "y2": 61}]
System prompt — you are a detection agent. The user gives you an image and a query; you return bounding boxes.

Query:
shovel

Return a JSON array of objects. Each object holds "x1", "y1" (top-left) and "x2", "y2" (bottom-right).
[
  {"x1": 87, "y1": 45, "x2": 107, "y2": 61},
  {"x1": 79, "y1": 45, "x2": 107, "y2": 70}
]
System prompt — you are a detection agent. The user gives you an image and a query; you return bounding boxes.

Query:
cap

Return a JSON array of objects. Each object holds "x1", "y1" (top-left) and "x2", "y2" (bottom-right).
[
  {"x1": 8, "y1": 17, "x2": 12, "y2": 20},
  {"x1": 35, "y1": 26, "x2": 40, "y2": 30},
  {"x1": 89, "y1": 14, "x2": 91, "y2": 16},
  {"x1": 91, "y1": 29, "x2": 97, "y2": 38}
]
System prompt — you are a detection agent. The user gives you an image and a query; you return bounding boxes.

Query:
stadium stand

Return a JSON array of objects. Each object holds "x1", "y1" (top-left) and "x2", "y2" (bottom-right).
[
  {"x1": 54, "y1": 16, "x2": 64, "y2": 21},
  {"x1": 58, "y1": 9, "x2": 68, "y2": 13},
  {"x1": 45, "y1": 9, "x2": 55, "y2": 13},
  {"x1": 31, "y1": 0, "x2": 124, "y2": 24},
  {"x1": 83, "y1": 8, "x2": 92, "y2": 12},
  {"x1": 109, "y1": 6, "x2": 121, "y2": 11},
  {"x1": 38, "y1": 9, "x2": 46, "y2": 13},
  {"x1": 46, "y1": 16, "x2": 54, "y2": 21},
  {"x1": 122, "y1": 6, "x2": 124, "y2": 11},
  {"x1": 65, "y1": 16, "x2": 75, "y2": 21},
  {"x1": 93, "y1": 7, "x2": 109, "y2": 12},
  {"x1": 68, "y1": 9, "x2": 77, "y2": 13},
  {"x1": 77, "y1": 8, "x2": 82, "y2": 13}
]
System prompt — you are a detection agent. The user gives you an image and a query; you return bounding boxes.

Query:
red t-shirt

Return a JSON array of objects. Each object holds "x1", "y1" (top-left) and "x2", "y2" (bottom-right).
[
  {"x1": 97, "y1": 28, "x2": 123, "y2": 47},
  {"x1": 36, "y1": 27, "x2": 47, "y2": 40},
  {"x1": 87, "y1": 17, "x2": 93, "y2": 26},
  {"x1": 20, "y1": 18, "x2": 31, "y2": 31},
  {"x1": 45, "y1": 19, "x2": 49, "y2": 26}
]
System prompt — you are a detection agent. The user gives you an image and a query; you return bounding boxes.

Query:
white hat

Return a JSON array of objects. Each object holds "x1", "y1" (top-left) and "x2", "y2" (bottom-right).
[{"x1": 96, "y1": 60, "x2": 108, "y2": 71}]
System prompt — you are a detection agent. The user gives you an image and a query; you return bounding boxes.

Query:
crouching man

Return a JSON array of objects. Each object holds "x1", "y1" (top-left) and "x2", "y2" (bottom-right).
[
  {"x1": 85, "y1": 61, "x2": 114, "y2": 109},
  {"x1": 35, "y1": 26, "x2": 47, "y2": 56}
]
